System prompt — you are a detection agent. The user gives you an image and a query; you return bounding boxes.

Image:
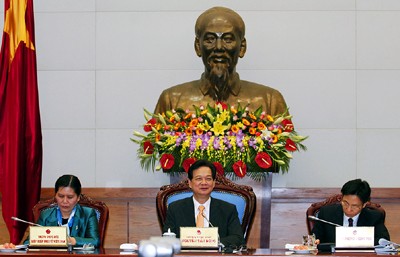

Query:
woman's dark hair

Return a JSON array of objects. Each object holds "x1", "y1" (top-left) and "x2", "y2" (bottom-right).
[
  {"x1": 341, "y1": 178, "x2": 371, "y2": 203},
  {"x1": 55, "y1": 174, "x2": 82, "y2": 196},
  {"x1": 188, "y1": 160, "x2": 217, "y2": 180}
]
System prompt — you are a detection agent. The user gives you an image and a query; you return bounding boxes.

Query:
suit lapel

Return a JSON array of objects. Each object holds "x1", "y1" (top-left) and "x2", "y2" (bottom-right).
[
  {"x1": 182, "y1": 197, "x2": 196, "y2": 226},
  {"x1": 70, "y1": 205, "x2": 82, "y2": 237},
  {"x1": 357, "y1": 209, "x2": 368, "y2": 226},
  {"x1": 333, "y1": 204, "x2": 345, "y2": 226},
  {"x1": 209, "y1": 197, "x2": 219, "y2": 224}
]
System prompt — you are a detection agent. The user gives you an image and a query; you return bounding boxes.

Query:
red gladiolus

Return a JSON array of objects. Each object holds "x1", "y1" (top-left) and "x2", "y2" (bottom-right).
[
  {"x1": 216, "y1": 101, "x2": 228, "y2": 110},
  {"x1": 285, "y1": 138, "x2": 297, "y2": 151},
  {"x1": 233, "y1": 161, "x2": 247, "y2": 178},
  {"x1": 160, "y1": 154, "x2": 175, "y2": 170},
  {"x1": 282, "y1": 119, "x2": 294, "y2": 132},
  {"x1": 143, "y1": 141, "x2": 154, "y2": 154},
  {"x1": 213, "y1": 162, "x2": 224, "y2": 176},
  {"x1": 182, "y1": 158, "x2": 197, "y2": 172},
  {"x1": 144, "y1": 118, "x2": 157, "y2": 132},
  {"x1": 255, "y1": 152, "x2": 272, "y2": 169}
]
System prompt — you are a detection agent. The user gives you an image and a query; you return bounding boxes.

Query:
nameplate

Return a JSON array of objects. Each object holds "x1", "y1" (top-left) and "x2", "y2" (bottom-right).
[
  {"x1": 180, "y1": 227, "x2": 218, "y2": 249},
  {"x1": 335, "y1": 226, "x2": 374, "y2": 248},
  {"x1": 29, "y1": 226, "x2": 68, "y2": 247}
]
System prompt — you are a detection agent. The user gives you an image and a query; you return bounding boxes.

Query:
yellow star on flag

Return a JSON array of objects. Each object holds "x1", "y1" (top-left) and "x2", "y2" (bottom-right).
[{"x1": 3, "y1": 0, "x2": 35, "y2": 63}]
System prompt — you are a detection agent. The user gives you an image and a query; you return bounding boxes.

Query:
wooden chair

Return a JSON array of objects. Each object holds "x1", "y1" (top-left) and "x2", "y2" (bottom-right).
[
  {"x1": 306, "y1": 193, "x2": 386, "y2": 234},
  {"x1": 156, "y1": 174, "x2": 256, "y2": 243},
  {"x1": 32, "y1": 194, "x2": 109, "y2": 246}
]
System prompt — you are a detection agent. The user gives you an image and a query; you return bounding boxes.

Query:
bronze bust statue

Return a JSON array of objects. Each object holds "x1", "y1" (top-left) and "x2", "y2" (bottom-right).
[{"x1": 154, "y1": 6, "x2": 288, "y2": 115}]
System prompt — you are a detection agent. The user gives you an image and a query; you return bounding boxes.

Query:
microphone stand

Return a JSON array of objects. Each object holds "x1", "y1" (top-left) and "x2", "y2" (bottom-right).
[
  {"x1": 308, "y1": 215, "x2": 342, "y2": 227},
  {"x1": 11, "y1": 217, "x2": 42, "y2": 227},
  {"x1": 202, "y1": 213, "x2": 224, "y2": 252}
]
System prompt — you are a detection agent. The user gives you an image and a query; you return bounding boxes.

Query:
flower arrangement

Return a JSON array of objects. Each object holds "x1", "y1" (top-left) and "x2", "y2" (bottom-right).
[{"x1": 131, "y1": 102, "x2": 307, "y2": 181}]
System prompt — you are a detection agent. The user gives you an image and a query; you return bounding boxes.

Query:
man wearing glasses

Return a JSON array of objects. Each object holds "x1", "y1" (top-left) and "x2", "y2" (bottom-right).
[{"x1": 312, "y1": 179, "x2": 390, "y2": 245}]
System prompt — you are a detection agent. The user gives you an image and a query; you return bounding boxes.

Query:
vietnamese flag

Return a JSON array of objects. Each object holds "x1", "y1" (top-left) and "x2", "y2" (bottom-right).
[{"x1": 0, "y1": 0, "x2": 42, "y2": 244}]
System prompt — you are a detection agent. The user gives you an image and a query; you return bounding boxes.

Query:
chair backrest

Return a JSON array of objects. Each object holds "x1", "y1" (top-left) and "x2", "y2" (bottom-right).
[
  {"x1": 306, "y1": 193, "x2": 386, "y2": 234},
  {"x1": 32, "y1": 194, "x2": 109, "y2": 246},
  {"x1": 156, "y1": 174, "x2": 256, "y2": 243}
]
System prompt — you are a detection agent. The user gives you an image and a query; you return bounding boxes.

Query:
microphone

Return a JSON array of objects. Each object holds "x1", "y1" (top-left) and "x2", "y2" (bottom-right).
[
  {"x1": 11, "y1": 217, "x2": 42, "y2": 227},
  {"x1": 201, "y1": 213, "x2": 225, "y2": 251},
  {"x1": 201, "y1": 212, "x2": 215, "y2": 228},
  {"x1": 308, "y1": 215, "x2": 342, "y2": 227},
  {"x1": 379, "y1": 238, "x2": 399, "y2": 247}
]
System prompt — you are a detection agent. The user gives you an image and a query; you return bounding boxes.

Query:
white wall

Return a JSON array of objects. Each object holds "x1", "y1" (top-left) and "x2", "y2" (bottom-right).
[{"x1": 1, "y1": 0, "x2": 400, "y2": 188}]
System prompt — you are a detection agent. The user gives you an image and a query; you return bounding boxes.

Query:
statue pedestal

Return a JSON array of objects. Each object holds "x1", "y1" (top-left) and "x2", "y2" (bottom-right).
[{"x1": 169, "y1": 173, "x2": 272, "y2": 248}]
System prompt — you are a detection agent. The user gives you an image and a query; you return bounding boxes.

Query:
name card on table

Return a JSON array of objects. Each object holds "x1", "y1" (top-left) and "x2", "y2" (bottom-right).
[
  {"x1": 29, "y1": 226, "x2": 68, "y2": 248},
  {"x1": 335, "y1": 226, "x2": 374, "y2": 248},
  {"x1": 180, "y1": 227, "x2": 218, "y2": 249}
]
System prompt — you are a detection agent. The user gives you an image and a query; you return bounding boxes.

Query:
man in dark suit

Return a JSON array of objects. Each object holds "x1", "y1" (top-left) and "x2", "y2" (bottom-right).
[
  {"x1": 312, "y1": 179, "x2": 390, "y2": 245},
  {"x1": 163, "y1": 160, "x2": 244, "y2": 248}
]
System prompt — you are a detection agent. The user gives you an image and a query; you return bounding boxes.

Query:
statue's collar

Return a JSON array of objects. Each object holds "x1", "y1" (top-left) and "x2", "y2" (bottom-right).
[{"x1": 199, "y1": 72, "x2": 241, "y2": 100}]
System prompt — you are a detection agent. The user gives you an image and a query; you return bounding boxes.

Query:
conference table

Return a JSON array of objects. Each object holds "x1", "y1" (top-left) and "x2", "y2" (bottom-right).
[{"x1": 0, "y1": 248, "x2": 384, "y2": 257}]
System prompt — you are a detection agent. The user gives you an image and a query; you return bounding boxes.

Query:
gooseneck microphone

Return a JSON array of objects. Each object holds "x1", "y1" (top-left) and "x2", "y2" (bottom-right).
[
  {"x1": 201, "y1": 213, "x2": 215, "y2": 228},
  {"x1": 308, "y1": 215, "x2": 342, "y2": 227},
  {"x1": 11, "y1": 216, "x2": 42, "y2": 227},
  {"x1": 379, "y1": 238, "x2": 400, "y2": 247},
  {"x1": 201, "y1": 213, "x2": 225, "y2": 251}
]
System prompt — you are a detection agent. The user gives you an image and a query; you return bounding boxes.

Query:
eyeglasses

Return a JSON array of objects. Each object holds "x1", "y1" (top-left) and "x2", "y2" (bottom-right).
[{"x1": 341, "y1": 200, "x2": 363, "y2": 211}]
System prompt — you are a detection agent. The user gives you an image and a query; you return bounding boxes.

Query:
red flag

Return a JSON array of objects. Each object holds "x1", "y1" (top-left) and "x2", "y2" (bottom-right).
[{"x1": 0, "y1": 0, "x2": 42, "y2": 244}]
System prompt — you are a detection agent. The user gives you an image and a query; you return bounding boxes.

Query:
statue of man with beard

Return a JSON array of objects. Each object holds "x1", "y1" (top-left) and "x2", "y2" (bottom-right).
[{"x1": 154, "y1": 6, "x2": 288, "y2": 116}]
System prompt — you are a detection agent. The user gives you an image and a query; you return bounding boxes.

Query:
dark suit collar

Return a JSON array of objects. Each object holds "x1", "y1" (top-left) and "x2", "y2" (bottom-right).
[
  {"x1": 209, "y1": 197, "x2": 222, "y2": 223},
  {"x1": 210, "y1": 197, "x2": 220, "y2": 207},
  {"x1": 332, "y1": 204, "x2": 345, "y2": 226},
  {"x1": 356, "y1": 208, "x2": 369, "y2": 226},
  {"x1": 183, "y1": 197, "x2": 196, "y2": 225}
]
